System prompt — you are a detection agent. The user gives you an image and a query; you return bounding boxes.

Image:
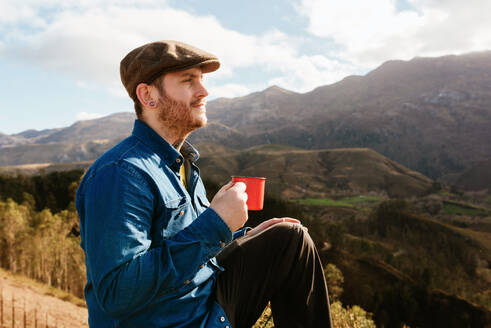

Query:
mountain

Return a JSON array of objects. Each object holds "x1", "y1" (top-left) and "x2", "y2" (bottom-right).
[
  {"x1": 0, "y1": 113, "x2": 134, "y2": 148},
  {"x1": 2, "y1": 51, "x2": 491, "y2": 186},
  {"x1": 33, "y1": 112, "x2": 135, "y2": 144},
  {"x1": 0, "y1": 132, "x2": 17, "y2": 147},
  {"x1": 191, "y1": 51, "x2": 491, "y2": 182},
  {"x1": 13, "y1": 128, "x2": 62, "y2": 141},
  {"x1": 454, "y1": 159, "x2": 491, "y2": 191}
]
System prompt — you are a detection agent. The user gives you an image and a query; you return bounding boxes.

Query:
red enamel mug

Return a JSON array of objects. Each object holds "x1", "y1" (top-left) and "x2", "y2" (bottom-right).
[{"x1": 231, "y1": 176, "x2": 266, "y2": 211}]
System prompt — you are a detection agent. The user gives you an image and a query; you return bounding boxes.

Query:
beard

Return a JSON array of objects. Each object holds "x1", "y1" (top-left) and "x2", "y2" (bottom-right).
[{"x1": 156, "y1": 93, "x2": 207, "y2": 138}]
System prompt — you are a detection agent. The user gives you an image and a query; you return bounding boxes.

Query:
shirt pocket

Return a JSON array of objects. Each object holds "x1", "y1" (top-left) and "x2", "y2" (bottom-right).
[{"x1": 161, "y1": 197, "x2": 192, "y2": 239}]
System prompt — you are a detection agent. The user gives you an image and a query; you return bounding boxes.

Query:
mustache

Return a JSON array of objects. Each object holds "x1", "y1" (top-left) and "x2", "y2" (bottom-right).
[{"x1": 191, "y1": 99, "x2": 206, "y2": 107}]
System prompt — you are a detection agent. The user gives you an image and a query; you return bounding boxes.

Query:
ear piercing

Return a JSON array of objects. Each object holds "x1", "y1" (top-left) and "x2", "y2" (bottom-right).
[{"x1": 149, "y1": 101, "x2": 155, "y2": 107}]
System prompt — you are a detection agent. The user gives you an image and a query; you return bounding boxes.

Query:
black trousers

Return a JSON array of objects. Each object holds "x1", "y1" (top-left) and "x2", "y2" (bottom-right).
[{"x1": 215, "y1": 222, "x2": 333, "y2": 328}]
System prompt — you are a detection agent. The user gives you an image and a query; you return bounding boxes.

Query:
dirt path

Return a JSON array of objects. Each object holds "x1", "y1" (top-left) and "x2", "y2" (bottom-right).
[{"x1": 0, "y1": 270, "x2": 88, "y2": 328}]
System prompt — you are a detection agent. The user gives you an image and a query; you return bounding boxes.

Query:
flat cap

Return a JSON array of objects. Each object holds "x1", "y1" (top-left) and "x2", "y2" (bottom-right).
[{"x1": 120, "y1": 40, "x2": 220, "y2": 99}]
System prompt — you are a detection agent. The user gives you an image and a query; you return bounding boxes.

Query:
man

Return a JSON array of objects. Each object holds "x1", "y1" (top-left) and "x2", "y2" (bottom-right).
[{"x1": 76, "y1": 40, "x2": 332, "y2": 328}]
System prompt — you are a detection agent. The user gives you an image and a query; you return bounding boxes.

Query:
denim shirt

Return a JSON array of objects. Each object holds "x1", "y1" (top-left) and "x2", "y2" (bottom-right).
[{"x1": 76, "y1": 120, "x2": 244, "y2": 327}]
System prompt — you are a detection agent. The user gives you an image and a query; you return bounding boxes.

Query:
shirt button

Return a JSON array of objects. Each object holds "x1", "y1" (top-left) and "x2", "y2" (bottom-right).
[
  {"x1": 200, "y1": 264, "x2": 205, "y2": 269},
  {"x1": 220, "y1": 241, "x2": 226, "y2": 248},
  {"x1": 184, "y1": 280, "x2": 191, "y2": 285},
  {"x1": 226, "y1": 326, "x2": 230, "y2": 328},
  {"x1": 220, "y1": 316, "x2": 225, "y2": 322},
  {"x1": 179, "y1": 210, "x2": 184, "y2": 216},
  {"x1": 176, "y1": 158, "x2": 181, "y2": 163}
]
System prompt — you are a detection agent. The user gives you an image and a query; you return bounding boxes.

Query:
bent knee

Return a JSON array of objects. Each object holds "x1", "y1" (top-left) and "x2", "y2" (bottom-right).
[
  {"x1": 263, "y1": 222, "x2": 318, "y2": 256},
  {"x1": 267, "y1": 221, "x2": 309, "y2": 240}
]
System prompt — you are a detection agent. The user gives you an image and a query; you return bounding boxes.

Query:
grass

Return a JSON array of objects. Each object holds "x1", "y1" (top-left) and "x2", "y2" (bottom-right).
[
  {"x1": 0, "y1": 267, "x2": 86, "y2": 308},
  {"x1": 451, "y1": 227, "x2": 491, "y2": 261},
  {"x1": 296, "y1": 195, "x2": 382, "y2": 208},
  {"x1": 443, "y1": 202, "x2": 488, "y2": 216}
]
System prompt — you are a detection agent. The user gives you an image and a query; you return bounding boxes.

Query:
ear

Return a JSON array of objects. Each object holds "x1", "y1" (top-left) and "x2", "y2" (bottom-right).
[{"x1": 136, "y1": 83, "x2": 158, "y2": 108}]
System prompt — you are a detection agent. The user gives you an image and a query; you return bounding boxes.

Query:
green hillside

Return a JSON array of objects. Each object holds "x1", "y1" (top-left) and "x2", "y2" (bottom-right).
[{"x1": 197, "y1": 144, "x2": 433, "y2": 199}]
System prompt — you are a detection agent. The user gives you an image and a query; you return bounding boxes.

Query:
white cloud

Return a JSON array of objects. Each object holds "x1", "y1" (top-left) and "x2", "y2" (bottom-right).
[
  {"x1": 0, "y1": 5, "x2": 262, "y2": 86},
  {"x1": 0, "y1": 1, "x2": 363, "y2": 97},
  {"x1": 76, "y1": 111, "x2": 104, "y2": 121},
  {"x1": 0, "y1": 2, "x2": 45, "y2": 27},
  {"x1": 267, "y1": 54, "x2": 359, "y2": 92},
  {"x1": 76, "y1": 80, "x2": 90, "y2": 89},
  {"x1": 108, "y1": 85, "x2": 128, "y2": 98},
  {"x1": 208, "y1": 83, "x2": 251, "y2": 99},
  {"x1": 299, "y1": 0, "x2": 491, "y2": 66}
]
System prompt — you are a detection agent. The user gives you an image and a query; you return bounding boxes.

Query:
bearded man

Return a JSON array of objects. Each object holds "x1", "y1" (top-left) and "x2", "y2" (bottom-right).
[{"x1": 76, "y1": 40, "x2": 332, "y2": 328}]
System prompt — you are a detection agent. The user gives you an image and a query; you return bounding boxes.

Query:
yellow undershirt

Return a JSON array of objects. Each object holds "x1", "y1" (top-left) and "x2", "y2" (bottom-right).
[{"x1": 179, "y1": 160, "x2": 187, "y2": 189}]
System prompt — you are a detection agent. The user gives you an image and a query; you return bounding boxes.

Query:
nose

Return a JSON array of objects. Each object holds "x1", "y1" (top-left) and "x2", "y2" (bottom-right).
[{"x1": 195, "y1": 79, "x2": 208, "y2": 99}]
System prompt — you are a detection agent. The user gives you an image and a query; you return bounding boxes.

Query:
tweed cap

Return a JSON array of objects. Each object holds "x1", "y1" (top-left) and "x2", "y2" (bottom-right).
[{"x1": 120, "y1": 40, "x2": 220, "y2": 99}]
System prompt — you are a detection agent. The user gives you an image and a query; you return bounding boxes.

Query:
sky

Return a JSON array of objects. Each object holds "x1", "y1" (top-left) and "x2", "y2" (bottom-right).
[{"x1": 1, "y1": 0, "x2": 490, "y2": 134}]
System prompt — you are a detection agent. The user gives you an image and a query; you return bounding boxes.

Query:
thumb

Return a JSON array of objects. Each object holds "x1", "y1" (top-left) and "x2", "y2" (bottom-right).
[{"x1": 214, "y1": 180, "x2": 234, "y2": 197}]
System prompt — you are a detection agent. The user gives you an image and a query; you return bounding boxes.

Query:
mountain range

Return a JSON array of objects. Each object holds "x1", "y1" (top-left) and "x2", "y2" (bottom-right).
[{"x1": 2, "y1": 51, "x2": 491, "y2": 191}]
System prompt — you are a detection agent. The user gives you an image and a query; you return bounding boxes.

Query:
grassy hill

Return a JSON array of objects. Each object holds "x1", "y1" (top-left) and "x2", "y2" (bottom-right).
[
  {"x1": 0, "y1": 161, "x2": 93, "y2": 176},
  {"x1": 0, "y1": 268, "x2": 88, "y2": 327},
  {"x1": 197, "y1": 144, "x2": 433, "y2": 199}
]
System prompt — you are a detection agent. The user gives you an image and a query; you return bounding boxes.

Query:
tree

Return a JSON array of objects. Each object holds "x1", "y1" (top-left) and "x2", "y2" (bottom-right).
[{"x1": 325, "y1": 263, "x2": 344, "y2": 302}]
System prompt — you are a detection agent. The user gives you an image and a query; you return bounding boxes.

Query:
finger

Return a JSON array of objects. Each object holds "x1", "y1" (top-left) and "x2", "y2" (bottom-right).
[
  {"x1": 262, "y1": 218, "x2": 285, "y2": 229},
  {"x1": 272, "y1": 217, "x2": 301, "y2": 224},
  {"x1": 283, "y1": 218, "x2": 301, "y2": 224},
  {"x1": 231, "y1": 181, "x2": 247, "y2": 192},
  {"x1": 222, "y1": 180, "x2": 235, "y2": 191},
  {"x1": 215, "y1": 181, "x2": 234, "y2": 196},
  {"x1": 278, "y1": 218, "x2": 307, "y2": 231}
]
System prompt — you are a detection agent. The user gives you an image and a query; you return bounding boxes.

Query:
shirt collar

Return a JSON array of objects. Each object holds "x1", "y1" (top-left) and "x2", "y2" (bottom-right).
[
  {"x1": 180, "y1": 140, "x2": 200, "y2": 162},
  {"x1": 131, "y1": 120, "x2": 200, "y2": 167}
]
